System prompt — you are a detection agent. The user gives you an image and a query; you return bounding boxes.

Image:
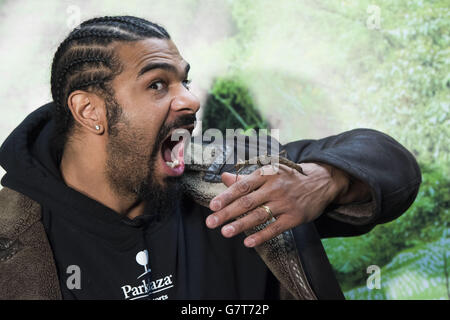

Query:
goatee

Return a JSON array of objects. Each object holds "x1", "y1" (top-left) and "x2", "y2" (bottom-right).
[{"x1": 105, "y1": 97, "x2": 195, "y2": 220}]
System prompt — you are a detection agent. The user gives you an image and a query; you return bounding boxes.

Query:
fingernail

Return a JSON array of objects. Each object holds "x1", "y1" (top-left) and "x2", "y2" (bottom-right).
[
  {"x1": 206, "y1": 215, "x2": 218, "y2": 228},
  {"x1": 222, "y1": 225, "x2": 235, "y2": 237},
  {"x1": 245, "y1": 237, "x2": 256, "y2": 247},
  {"x1": 210, "y1": 200, "x2": 221, "y2": 211}
]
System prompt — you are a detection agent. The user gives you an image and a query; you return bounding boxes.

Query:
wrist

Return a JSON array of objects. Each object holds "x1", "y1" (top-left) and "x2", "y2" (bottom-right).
[
  {"x1": 320, "y1": 164, "x2": 373, "y2": 205},
  {"x1": 313, "y1": 162, "x2": 351, "y2": 204}
]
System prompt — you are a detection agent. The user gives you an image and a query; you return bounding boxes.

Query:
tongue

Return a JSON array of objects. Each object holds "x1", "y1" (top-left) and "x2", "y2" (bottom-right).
[
  {"x1": 163, "y1": 139, "x2": 185, "y2": 165},
  {"x1": 164, "y1": 147, "x2": 173, "y2": 162},
  {"x1": 171, "y1": 140, "x2": 185, "y2": 165}
]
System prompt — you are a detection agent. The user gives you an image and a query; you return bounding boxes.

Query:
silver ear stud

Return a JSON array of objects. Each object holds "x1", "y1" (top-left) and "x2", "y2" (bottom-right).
[{"x1": 95, "y1": 125, "x2": 100, "y2": 131}]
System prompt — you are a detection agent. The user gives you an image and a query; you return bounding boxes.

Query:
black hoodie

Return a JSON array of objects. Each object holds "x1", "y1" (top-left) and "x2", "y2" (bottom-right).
[{"x1": 0, "y1": 103, "x2": 273, "y2": 300}]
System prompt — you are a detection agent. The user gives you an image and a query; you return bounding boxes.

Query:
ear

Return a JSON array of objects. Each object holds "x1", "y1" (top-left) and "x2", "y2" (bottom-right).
[{"x1": 67, "y1": 90, "x2": 106, "y2": 134}]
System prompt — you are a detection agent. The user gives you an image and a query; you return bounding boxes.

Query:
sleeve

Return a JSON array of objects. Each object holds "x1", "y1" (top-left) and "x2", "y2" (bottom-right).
[{"x1": 282, "y1": 128, "x2": 422, "y2": 239}]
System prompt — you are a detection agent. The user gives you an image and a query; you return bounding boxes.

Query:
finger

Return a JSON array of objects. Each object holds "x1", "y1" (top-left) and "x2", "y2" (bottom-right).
[
  {"x1": 221, "y1": 204, "x2": 281, "y2": 238},
  {"x1": 243, "y1": 216, "x2": 291, "y2": 248},
  {"x1": 209, "y1": 187, "x2": 272, "y2": 229},
  {"x1": 209, "y1": 170, "x2": 265, "y2": 212},
  {"x1": 221, "y1": 172, "x2": 239, "y2": 187}
]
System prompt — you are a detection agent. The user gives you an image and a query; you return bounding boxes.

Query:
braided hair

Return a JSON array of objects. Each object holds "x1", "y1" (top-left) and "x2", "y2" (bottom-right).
[{"x1": 50, "y1": 16, "x2": 170, "y2": 147}]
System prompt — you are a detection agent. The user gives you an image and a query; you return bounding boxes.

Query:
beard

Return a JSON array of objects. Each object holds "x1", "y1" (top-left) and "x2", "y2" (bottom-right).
[{"x1": 104, "y1": 97, "x2": 195, "y2": 219}]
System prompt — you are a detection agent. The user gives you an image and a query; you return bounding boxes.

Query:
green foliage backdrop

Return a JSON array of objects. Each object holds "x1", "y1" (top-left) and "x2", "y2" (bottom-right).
[{"x1": 200, "y1": 0, "x2": 449, "y2": 299}]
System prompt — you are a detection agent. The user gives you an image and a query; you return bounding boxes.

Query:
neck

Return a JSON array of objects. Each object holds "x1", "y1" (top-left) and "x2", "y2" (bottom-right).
[{"x1": 60, "y1": 136, "x2": 144, "y2": 219}]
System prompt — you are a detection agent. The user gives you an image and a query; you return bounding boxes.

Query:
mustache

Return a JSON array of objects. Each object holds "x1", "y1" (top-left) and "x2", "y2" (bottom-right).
[
  {"x1": 153, "y1": 114, "x2": 197, "y2": 150},
  {"x1": 167, "y1": 114, "x2": 197, "y2": 133}
]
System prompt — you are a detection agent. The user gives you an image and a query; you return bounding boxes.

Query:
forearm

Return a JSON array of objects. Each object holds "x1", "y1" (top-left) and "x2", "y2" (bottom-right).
[{"x1": 284, "y1": 128, "x2": 421, "y2": 237}]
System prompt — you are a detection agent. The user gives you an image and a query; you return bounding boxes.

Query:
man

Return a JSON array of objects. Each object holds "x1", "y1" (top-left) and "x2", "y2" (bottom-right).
[{"x1": 0, "y1": 16, "x2": 421, "y2": 300}]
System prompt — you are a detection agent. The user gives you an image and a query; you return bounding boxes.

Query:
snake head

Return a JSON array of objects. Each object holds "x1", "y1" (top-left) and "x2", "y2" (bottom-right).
[{"x1": 184, "y1": 134, "x2": 286, "y2": 183}]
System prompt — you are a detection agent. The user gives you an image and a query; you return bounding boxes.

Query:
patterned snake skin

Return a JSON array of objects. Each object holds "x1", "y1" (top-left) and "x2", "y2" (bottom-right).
[{"x1": 180, "y1": 140, "x2": 317, "y2": 300}]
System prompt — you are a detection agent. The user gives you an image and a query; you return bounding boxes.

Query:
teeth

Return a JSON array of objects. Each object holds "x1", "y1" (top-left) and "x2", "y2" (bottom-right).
[{"x1": 165, "y1": 159, "x2": 180, "y2": 168}]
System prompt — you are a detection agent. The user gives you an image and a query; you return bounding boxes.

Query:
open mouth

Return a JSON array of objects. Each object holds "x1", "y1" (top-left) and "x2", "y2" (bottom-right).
[{"x1": 159, "y1": 125, "x2": 193, "y2": 176}]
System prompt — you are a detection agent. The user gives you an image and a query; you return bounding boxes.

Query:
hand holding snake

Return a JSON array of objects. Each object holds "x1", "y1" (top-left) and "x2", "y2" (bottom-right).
[{"x1": 205, "y1": 162, "x2": 353, "y2": 247}]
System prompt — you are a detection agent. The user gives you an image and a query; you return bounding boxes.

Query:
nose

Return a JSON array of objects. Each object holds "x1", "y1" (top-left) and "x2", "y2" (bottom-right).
[{"x1": 170, "y1": 86, "x2": 200, "y2": 115}]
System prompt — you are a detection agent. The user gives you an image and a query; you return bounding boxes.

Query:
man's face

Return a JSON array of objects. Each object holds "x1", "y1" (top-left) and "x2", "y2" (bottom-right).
[{"x1": 104, "y1": 38, "x2": 200, "y2": 202}]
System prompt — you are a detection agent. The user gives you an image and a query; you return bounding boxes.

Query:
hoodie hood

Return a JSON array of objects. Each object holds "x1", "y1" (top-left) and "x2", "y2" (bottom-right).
[{"x1": 0, "y1": 103, "x2": 64, "y2": 202}]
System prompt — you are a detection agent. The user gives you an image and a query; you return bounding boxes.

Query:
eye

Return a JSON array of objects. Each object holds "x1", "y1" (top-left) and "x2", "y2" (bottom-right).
[
  {"x1": 182, "y1": 79, "x2": 192, "y2": 90},
  {"x1": 148, "y1": 80, "x2": 166, "y2": 91}
]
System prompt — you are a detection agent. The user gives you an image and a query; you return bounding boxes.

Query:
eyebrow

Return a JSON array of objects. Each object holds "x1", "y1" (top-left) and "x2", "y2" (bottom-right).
[{"x1": 136, "y1": 62, "x2": 190, "y2": 79}]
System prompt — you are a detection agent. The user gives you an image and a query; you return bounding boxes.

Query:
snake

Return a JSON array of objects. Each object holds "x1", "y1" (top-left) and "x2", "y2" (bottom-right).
[{"x1": 179, "y1": 137, "x2": 318, "y2": 300}]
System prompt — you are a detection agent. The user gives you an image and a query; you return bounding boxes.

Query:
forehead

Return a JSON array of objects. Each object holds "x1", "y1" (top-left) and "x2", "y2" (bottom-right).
[{"x1": 114, "y1": 38, "x2": 186, "y2": 74}]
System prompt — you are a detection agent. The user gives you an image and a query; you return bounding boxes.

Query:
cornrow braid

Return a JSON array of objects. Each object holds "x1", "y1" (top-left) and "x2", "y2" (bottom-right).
[
  {"x1": 50, "y1": 15, "x2": 170, "y2": 149},
  {"x1": 56, "y1": 56, "x2": 112, "y2": 88},
  {"x1": 80, "y1": 16, "x2": 170, "y2": 38}
]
